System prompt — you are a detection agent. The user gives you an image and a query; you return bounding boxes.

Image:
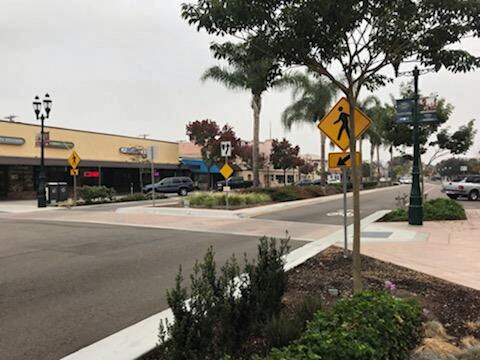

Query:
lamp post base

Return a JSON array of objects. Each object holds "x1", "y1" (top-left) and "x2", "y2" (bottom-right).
[
  {"x1": 37, "y1": 193, "x2": 47, "y2": 208},
  {"x1": 37, "y1": 174, "x2": 47, "y2": 208},
  {"x1": 408, "y1": 203, "x2": 423, "y2": 225}
]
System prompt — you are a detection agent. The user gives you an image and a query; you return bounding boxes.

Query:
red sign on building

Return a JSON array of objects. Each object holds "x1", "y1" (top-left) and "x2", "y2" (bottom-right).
[{"x1": 84, "y1": 171, "x2": 100, "y2": 178}]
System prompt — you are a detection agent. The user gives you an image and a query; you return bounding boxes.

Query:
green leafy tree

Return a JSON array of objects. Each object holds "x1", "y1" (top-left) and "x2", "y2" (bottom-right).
[
  {"x1": 299, "y1": 161, "x2": 315, "y2": 177},
  {"x1": 436, "y1": 157, "x2": 480, "y2": 178},
  {"x1": 270, "y1": 138, "x2": 300, "y2": 185},
  {"x1": 202, "y1": 42, "x2": 284, "y2": 188},
  {"x1": 280, "y1": 71, "x2": 337, "y2": 185},
  {"x1": 186, "y1": 120, "x2": 241, "y2": 188},
  {"x1": 182, "y1": 0, "x2": 480, "y2": 292},
  {"x1": 427, "y1": 119, "x2": 477, "y2": 167}
]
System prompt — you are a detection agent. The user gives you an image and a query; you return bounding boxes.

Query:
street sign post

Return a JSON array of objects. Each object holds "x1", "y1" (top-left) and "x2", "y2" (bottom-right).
[
  {"x1": 67, "y1": 151, "x2": 81, "y2": 204},
  {"x1": 328, "y1": 152, "x2": 360, "y2": 257},
  {"x1": 320, "y1": 98, "x2": 371, "y2": 256},
  {"x1": 328, "y1": 152, "x2": 362, "y2": 170},
  {"x1": 147, "y1": 146, "x2": 156, "y2": 207},
  {"x1": 318, "y1": 97, "x2": 371, "y2": 151},
  {"x1": 220, "y1": 142, "x2": 233, "y2": 209}
]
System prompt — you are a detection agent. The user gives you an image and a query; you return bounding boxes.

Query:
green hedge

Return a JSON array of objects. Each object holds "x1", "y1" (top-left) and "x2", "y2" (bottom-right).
[
  {"x1": 186, "y1": 192, "x2": 271, "y2": 208},
  {"x1": 381, "y1": 198, "x2": 466, "y2": 221},
  {"x1": 77, "y1": 185, "x2": 115, "y2": 204},
  {"x1": 257, "y1": 291, "x2": 422, "y2": 360}
]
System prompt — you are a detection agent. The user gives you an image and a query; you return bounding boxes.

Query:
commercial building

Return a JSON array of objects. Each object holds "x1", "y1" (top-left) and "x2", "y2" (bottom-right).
[{"x1": 0, "y1": 120, "x2": 182, "y2": 200}]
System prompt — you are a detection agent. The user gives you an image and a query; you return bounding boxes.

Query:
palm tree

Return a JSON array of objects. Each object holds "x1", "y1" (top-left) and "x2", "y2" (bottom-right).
[
  {"x1": 280, "y1": 72, "x2": 336, "y2": 185},
  {"x1": 202, "y1": 44, "x2": 283, "y2": 188},
  {"x1": 359, "y1": 96, "x2": 383, "y2": 179}
]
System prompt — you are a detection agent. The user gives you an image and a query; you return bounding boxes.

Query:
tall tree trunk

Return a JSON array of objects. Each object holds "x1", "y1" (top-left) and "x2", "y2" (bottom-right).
[
  {"x1": 370, "y1": 142, "x2": 375, "y2": 180},
  {"x1": 348, "y1": 93, "x2": 362, "y2": 293},
  {"x1": 320, "y1": 129, "x2": 326, "y2": 185},
  {"x1": 376, "y1": 145, "x2": 381, "y2": 179},
  {"x1": 251, "y1": 94, "x2": 262, "y2": 188},
  {"x1": 389, "y1": 146, "x2": 394, "y2": 180}
]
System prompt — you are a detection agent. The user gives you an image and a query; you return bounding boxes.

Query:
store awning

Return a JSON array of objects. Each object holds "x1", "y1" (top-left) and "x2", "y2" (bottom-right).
[{"x1": 180, "y1": 159, "x2": 220, "y2": 174}]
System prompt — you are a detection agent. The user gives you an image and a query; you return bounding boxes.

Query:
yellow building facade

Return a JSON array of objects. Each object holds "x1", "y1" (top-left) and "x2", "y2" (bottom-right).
[{"x1": 0, "y1": 120, "x2": 181, "y2": 199}]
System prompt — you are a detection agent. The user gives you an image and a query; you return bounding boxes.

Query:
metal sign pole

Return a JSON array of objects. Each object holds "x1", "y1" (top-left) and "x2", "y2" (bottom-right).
[
  {"x1": 151, "y1": 160, "x2": 155, "y2": 207},
  {"x1": 342, "y1": 167, "x2": 348, "y2": 257},
  {"x1": 225, "y1": 155, "x2": 229, "y2": 209},
  {"x1": 73, "y1": 173, "x2": 77, "y2": 205}
]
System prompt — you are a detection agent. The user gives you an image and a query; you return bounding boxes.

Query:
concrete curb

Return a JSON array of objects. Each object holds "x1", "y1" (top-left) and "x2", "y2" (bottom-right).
[{"x1": 60, "y1": 210, "x2": 389, "y2": 360}]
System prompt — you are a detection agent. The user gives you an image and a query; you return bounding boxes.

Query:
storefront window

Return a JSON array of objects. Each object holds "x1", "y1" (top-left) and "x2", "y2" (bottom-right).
[{"x1": 8, "y1": 166, "x2": 34, "y2": 192}]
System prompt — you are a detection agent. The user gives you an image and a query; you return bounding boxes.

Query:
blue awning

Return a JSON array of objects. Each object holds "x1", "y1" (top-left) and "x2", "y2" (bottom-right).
[{"x1": 181, "y1": 159, "x2": 219, "y2": 174}]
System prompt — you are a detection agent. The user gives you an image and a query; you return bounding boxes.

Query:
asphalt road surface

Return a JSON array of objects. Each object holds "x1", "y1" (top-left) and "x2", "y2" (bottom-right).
[
  {"x1": 256, "y1": 184, "x2": 413, "y2": 225},
  {"x1": 0, "y1": 220, "x2": 306, "y2": 360}
]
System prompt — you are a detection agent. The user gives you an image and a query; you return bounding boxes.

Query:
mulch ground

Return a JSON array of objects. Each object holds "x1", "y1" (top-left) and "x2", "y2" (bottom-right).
[{"x1": 283, "y1": 246, "x2": 480, "y2": 340}]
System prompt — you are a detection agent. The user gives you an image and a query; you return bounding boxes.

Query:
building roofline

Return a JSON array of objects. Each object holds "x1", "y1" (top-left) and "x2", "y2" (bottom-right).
[{"x1": 0, "y1": 120, "x2": 178, "y2": 145}]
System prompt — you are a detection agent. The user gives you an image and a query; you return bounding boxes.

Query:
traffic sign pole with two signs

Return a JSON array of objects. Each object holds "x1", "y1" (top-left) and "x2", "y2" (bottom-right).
[
  {"x1": 319, "y1": 97, "x2": 372, "y2": 256},
  {"x1": 67, "y1": 151, "x2": 81, "y2": 204}
]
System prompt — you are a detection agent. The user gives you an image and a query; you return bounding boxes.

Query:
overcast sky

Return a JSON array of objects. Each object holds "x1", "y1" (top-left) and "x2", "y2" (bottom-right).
[{"x1": 2, "y1": 0, "x2": 479, "y2": 163}]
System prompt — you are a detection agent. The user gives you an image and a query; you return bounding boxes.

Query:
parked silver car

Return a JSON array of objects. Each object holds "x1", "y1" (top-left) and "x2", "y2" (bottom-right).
[{"x1": 441, "y1": 175, "x2": 480, "y2": 201}]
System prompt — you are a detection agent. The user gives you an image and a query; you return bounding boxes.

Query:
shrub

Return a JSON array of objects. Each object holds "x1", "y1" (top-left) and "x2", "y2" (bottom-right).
[
  {"x1": 158, "y1": 236, "x2": 290, "y2": 359},
  {"x1": 186, "y1": 192, "x2": 270, "y2": 208},
  {"x1": 423, "y1": 198, "x2": 466, "y2": 220},
  {"x1": 77, "y1": 185, "x2": 115, "y2": 204},
  {"x1": 256, "y1": 187, "x2": 300, "y2": 202},
  {"x1": 118, "y1": 193, "x2": 150, "y2": 202},
  {"x1": 259, "y1": 291, "x2": 423, "y2": 360},
  {"x1": 380, "y1": 198, "x2": 466, "y2": 222},
  {"x1": 263, "y1": 295, "x2": 322, "y2": 349},
  {"x1": 363, "y1": 181, "x2": 379, "y2": 190}
]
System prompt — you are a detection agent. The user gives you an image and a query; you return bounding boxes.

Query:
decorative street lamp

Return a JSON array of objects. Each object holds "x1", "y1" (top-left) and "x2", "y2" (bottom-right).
[{"x1": 33, "y1": 93, "x2": 52, "y2": 208}]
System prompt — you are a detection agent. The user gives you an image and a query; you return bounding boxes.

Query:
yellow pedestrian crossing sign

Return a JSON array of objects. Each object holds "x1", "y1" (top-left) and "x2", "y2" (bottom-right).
[
  {"x1": 220, "y1": 163, "x2": 233, "y2": 179},
  {"x1": 318, "y1": 97, "x2": 372, "y2": 151},
  {"x1": 328, "y1": 152, "x2": 362, "y2": 170},
  {"x1": 68, "y1": 151, "x2": 81, "y2": 169}
]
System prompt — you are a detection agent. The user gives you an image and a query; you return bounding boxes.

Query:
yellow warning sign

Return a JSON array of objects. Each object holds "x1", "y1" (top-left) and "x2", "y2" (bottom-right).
[
  {"x1": 220, "y1": 163, "x2": 233, "y2": 179},
  {"x1": 328, "y1": 152, "x2": 362, "y2": 170},
  {"x1": 70, "y1": 168, "x2": 79, "y2": 176},
  {"x1": 68, "y1": 151, "x2": 81, "y2": 169},
  {"x1": 318, "y1": 97, "x2": 372, "y2": 151}
]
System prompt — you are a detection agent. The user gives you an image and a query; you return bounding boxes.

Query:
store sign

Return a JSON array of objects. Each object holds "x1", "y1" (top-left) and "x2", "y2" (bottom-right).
[
  {"x1": 84, "y1": 171, "x2": 100, "y2": 178},
  {"x1": 47, "y1": 140, "x2": 74, "y2": 149},
  {"x1": 0, "y1": 136, "x2": 25, "y2": 145},
  {"x1": 119, "y1": 146, "x2": 146, "y2": 157}
]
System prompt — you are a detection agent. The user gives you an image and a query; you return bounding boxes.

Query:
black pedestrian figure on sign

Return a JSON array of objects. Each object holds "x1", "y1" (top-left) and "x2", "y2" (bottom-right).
[{"x1": 333, "y1": 106, "x2": 350, "y2": 141}]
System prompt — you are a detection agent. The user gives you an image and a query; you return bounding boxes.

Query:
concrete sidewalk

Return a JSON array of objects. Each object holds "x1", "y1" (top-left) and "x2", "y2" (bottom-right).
[
  {"x1": 349, "y1": 209, "x2": 480, "y2": 291},
  {"x1": 0, "y1": 200, "x2": 60, "y2": 213}
]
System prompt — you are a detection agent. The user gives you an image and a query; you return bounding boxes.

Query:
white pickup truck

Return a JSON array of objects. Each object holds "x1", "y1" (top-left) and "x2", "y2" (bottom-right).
[{"x1": 441, "y1": 175, "x2": 480, "y2": 201}]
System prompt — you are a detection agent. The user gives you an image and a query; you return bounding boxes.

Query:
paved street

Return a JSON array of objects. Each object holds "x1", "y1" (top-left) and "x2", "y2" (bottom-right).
[
  {"x1": 0, "y1": 220, "x2": 306, "y2": 360},
  {"x1": 257, "y1": 184, "x2": 413, "y2": 224}
]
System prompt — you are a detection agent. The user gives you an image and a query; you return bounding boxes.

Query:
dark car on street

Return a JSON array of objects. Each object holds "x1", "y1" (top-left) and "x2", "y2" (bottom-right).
[
  {"x1": 143, "y1": 176, "x2": 194, "y2": 196},
  {"x1": 216, "y1": 176, "x2": 253, "y2": 191}
]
